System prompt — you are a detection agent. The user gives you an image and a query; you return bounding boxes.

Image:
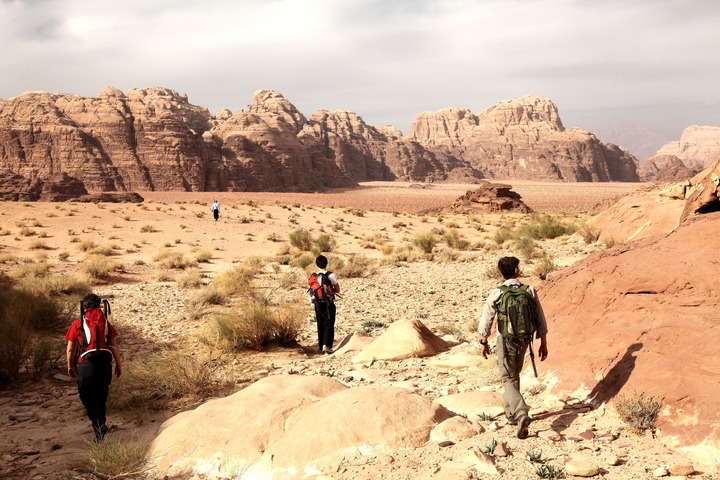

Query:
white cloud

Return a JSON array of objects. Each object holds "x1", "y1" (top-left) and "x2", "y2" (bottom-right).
[{"x1": 1, "y1": 0, "x2": 719, "y2": 137}]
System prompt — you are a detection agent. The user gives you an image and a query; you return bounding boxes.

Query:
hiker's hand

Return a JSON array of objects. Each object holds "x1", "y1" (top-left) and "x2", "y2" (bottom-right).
[
  {"x1": 481, "y1": 343, "x2": 490, "y2": 359},
  {"x1": 67, "y1": 365, "x2": 77, "y2": 378},
  {"x1": 115, "y1": 363, "x2": 122, "y2": 378},
  {"x1": 539, "y1": 344, "x2": 548, "y2": 361}
]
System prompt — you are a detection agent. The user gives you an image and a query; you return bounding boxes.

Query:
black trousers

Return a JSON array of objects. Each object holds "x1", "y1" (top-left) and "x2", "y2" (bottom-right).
[
  {"x1": 77, "y1": 361, "x2": 112, "y2": 433},
  {"x1": 315, "y1": 301, "x2": 336, "y2": 350},
  {"x1": 213, "y1": 210, "x2": 219, "y2": 221}
]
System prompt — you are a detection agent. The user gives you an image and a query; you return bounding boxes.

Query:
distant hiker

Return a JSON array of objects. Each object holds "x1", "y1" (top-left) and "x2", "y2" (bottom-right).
[
  {"x1": 211, "y1": 200, "x2": 220, "y2": 221},
  {"x1": 65, "y1": 293, "x2": 122, "y2": 442},
  {"x1": 478, "y1": 256, "x2": 548, "y2": 439},
  {"x1": 308, "y1": 255, "x2": 340, "y2": 354}
]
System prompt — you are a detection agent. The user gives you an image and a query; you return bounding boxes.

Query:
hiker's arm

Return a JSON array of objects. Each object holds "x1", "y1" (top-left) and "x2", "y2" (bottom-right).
[
  {"x1": 66, "y1": 341, "x2": 77, "y2": 378},
  {"x1": 110, "y1": 337, "x2": 122, "y2": 378},
  {"x1": 538, "y1": 334, "x2": 548, "y2": 361},
  {"x1": 333, "y1": 282, "x2": 340, "y2": 294},
  {"x1": 478, "y1": 290, "x2": 499, "y2": 359}
]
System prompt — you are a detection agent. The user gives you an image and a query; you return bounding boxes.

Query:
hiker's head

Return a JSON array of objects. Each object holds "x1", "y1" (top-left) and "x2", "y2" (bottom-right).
[
  {"x1": 498, "y1": 256, "x2": 520, "y2": 279},
  {"x1": 82, "y1": 293, "x2": 102, "y2": 309},
  {"x1": 315, "y1": 255, "x2": 328, "y2": 269}
]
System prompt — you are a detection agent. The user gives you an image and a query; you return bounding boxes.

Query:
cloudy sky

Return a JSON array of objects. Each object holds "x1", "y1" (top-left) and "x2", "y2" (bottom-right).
[{"x1": 1, "y1": 0, "x2": 718, "y2": 139}]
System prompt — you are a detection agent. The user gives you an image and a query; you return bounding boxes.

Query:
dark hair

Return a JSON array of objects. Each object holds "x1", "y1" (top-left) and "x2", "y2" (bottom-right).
[
  {"x1": 315, "y1": 255, "x2": 328, "y2": 269},
  {"x1": 497, "y1": 256, "x2": 520, "y2": 280},
  {"x1": 82, "y1": 293, "x2": 102, "y2": 309}
]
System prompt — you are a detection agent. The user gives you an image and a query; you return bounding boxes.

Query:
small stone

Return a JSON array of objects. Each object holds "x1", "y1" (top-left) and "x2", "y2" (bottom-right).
[
  {"x1": 438, "y1": 441, "x2": 455, "y2": 448},
  {"x1": 604, "y1": 453, "x2": 621, "y2": 466},
  {"x1": 493, "y1": 442, "x2": 509, "y2": 457},
  {"x1": 668, "y1": 463, "x2": 694, "y2": 476},
  {"x1": 652, "y1": 466, "x2": 668, "y2": 477},
  {"x1": 538, "y1": 430, "x2": 563, "y2": 442},
  {"x1": 565, "y1": 458, "x2": 601, "y2": 477},
  {"x1": 578, "y1": 429, "x2": 595, "y2": 441}
]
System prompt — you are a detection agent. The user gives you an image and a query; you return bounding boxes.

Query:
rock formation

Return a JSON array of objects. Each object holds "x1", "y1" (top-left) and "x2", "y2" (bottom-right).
[
  {"x1": 444, "y1": 181, "x2": 531, "y2": 214},
  {"x1": 0, "y1": 89, "x2": 640, "y2": 196},
  {"x1": 653, "y1": 125, "x2": 720, "y2": 169},
  {"x1": 637, "y1": 154, "x2": 699, "y2": 182},
  {"x1": 540, "y1": 160, "x2": 720, "y2": 456},
  {"x1": 0, "y1": 171, "x2": 86, "y2": 201},
  {"x1": 409, "y1": 96, "x2": 639, "y2": 182}
]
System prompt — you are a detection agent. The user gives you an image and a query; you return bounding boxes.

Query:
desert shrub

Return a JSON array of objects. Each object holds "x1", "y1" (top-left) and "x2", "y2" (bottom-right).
[
  {"x1": 77, "y1": 239, "x2": 97, "y2": 252},
  {"x1": 516, "y1": 236, "x2": 536, "y2": 260},
  {"x1": 314, "y1": 234, "x2": 336, "y2": 253},
  {"x1": 413, "y1": 232, "x2": 439, "y2": 254},
  {"x1": 271, "y1": 301, "x2": 307, "y2": 345},
  {"x1": 214, "y1": 299, "x2": 274, "y2": 350},
  {"x1": 615, "y1": 391, "x2": 661, "y2": 434},
  {"x1": 379, "y1": 243, "x2": 394, "y2": 255},
  {"x1": 109, "y1": 349, "x2": 232, "y2": 412},
  {"x1": 89, "y1": 244, "x2": 115, "y2": 256},
  {"x1": 87, "y1": 436, "x2": 149, "y2": 479},
  {"x1": 193, "y1": 248, "x2": 213, "y2": 263},
  {"x1": 154, "y1": 270, "x2": 174, "y2": 282},
  {"x1": 362, "y1": 321, "x2": 386, "y2": 333},
  {"x1": 289, "y1": 229, "x2": 313, "y2": 251},
  {"x1": 187, "y1": 286, "x2": 227, "y2": 306},
  {"x1": 152, "y1": 250, "x2": 198, "y2": 270},
  {"x1": 58, "y1": 251, "x2": 70, "y2": 261},
  {"x1": 379, "y1": 244, "x2": 424, "y2": 265},
  {"x1": 140, "y1": 224, "x2": 157, "y2": 233},
  {"x1": 518, "y1": 214, "x2": 577, "y2": 240},
  {"x1": 11, "y1": 262, "x2": 51, "y2": 279},
  {"x1": 177, "y1": 268, "x2": 203, "y2": 289},
  {"x1": 214, "y1": 264, "x2": 256, "y2": 297},
  {"x1": 579, "y1": 224, "x2": 600, "y2": 244},
  {"x1": 443, "y1": 229, "x2": 470, "y2": 250},
  {"x1": 493, "y1": 227, "x2": 514, "y2": 245},
  {"x1": 605, "y1": 237, "x2": 617, "y2": 249},
  {"x1": 28, "y1": 239, "x2": 51, "y2": 250},
  {"x1": 334, "y1": 254, "x2": 376, "y2": 278},
  {"x1": 82, "y1": 254, "x2": 119, "y2": 281},
  {"x1": 533, "y1": 253, "x2": 557, "y2": 280},
  {"x1": 30, "y1": 338, "x2": 55, "y2": 380},
  {"x1": 15, "y1": 274, "x2": 89, "y2": 298},
  {"x1": 295, "y1": 253, "x2": 315, "y2": 269}
]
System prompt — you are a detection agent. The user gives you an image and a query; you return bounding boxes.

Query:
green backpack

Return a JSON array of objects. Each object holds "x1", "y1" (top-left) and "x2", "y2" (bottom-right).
[{"x1": 496, "y1": 284, "x2": 538, "y2": 340}]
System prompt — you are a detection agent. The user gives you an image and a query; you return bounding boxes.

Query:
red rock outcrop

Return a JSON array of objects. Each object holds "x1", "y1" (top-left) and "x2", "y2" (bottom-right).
[
  {"x1": 38, "y1": 172, "x2": 88, "y2": 201},
  {"x1": 0, "y1": 89, "x2": 639, "y2": 194},
  {"x1": 540, "y1": 160, "x2": 720, "y2": 455},
  {"x1": 409, "y1": 96, "x2": 639, "y2": 182},
  {"x1": 444, "y1": 181, "x2": 531, "y2": 214},
  {"x1": 654, "y1": 125, "x2": 720, "y2": 169},
  {"x1": 0, "y1": 171, "x2": 43, "y2": 201},
  {"x1": 637, "y1": 154, "x2": 700, "y2": 182}
]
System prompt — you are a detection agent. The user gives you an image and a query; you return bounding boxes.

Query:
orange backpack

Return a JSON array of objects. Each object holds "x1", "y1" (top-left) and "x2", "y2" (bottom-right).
[{"x1": 308, "y1": 271, "x2": 335, "y2": 304}]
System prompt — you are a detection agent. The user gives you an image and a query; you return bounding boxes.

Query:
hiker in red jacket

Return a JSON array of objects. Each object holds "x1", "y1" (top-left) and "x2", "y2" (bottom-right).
[{"x1": 65, "y1": 293, "x2": 122, "y2": 442}]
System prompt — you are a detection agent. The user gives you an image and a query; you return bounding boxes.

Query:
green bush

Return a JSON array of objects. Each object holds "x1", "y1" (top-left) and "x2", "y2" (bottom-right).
[
  {"x1": 289, "y1": 229, "x2": 313, "y2": 251},
  {"x1": 518, "y1": 214, "x2": 577, "y2": 240},
  {"x1": 314, "y1": 234, "x2": 336, "y2": 253},
  {"x1": 413, "y1": 232, "x2": 439, "y2": 254},
  {"x1": 443, "y1": 229, "x2": 470, "y2": 250},
  {"x1": 334, "y1": 254, "x2": 376, "y2": 278},
  {"x1": 214, "y1": 264, "x2": 256, "y2": 297},
  {"x1": 493, "y1": 227, "x2": 514, "y2": 245}
]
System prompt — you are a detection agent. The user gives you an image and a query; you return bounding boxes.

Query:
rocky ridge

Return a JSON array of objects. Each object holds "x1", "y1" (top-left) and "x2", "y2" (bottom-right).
[
  {"x1": 0, "y1": 89, "x2": 640, "y2": 195},
  {"x1": 653, "y1": 125, "x2": 720, "y2": 169}
]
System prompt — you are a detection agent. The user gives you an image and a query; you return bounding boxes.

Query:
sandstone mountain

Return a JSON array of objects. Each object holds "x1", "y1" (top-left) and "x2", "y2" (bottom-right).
[
  {"x1": 0, "y1": 89, "x2": 638, "y2": 194},
  {"x1": 636, "y1": 154, "x2": 700, "y2": 182},
  {"x1": 652, "y1": 125, "x2": 720, "y2": 169},
  {"x1": 409, "y1": 96, "x2": 639, "y2": 182}
]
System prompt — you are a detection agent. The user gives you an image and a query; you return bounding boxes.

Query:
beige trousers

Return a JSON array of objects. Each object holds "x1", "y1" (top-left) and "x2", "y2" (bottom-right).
[{"x1": 496, "y1": 336, "x2": 530, "y2": 419}]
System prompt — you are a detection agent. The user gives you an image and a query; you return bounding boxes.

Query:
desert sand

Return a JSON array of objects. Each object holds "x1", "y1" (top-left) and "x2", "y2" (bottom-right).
[{"x1": 0, "y1": 181, "x2": 709, "y2": 479}]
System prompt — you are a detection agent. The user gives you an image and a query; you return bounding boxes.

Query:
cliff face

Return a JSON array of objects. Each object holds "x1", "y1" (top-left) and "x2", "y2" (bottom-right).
[
  {"x1": 653, "y1": 125, "x2": 720, "y2": 169},
  {"x1": 0, "y1": 89, "x2": 639, "y2": 193},
  {"x1": 409, "y1": 96, "x2": 639, "y2": 182}
]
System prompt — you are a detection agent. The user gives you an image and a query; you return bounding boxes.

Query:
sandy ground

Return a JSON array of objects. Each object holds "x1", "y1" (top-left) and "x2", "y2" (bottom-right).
[{"x1": 0, "y1": 181, "x2": 707, "y2": 480}]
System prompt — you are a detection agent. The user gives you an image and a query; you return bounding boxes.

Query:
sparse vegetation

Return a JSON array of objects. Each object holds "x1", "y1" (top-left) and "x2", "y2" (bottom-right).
[
  {"x1": 413, "y1": 232, "x2": 439, "y2": 254},
  {"x1": 152, "y1": 250, "x2": 198, "y2": 270},
  {"x1": 615, "y1": 391, "x2": 661, "y2": 435},
  {"x1": 86, "y1": 436, "x2": 150, "y2": 479},
  {"x1": 289, "y1": 228, "x2": 313, "y2": 251},
  {"x1": 536, "y1": 464, "x2": 565, "y2": 479},
  {"x1": 82, "y1": 255, "x2": 120, "y2": 281}
]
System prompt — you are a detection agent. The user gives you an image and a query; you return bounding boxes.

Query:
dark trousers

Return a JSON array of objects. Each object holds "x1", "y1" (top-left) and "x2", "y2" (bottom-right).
[
  {"x1": 315, "y1": 301, "x2": 336, "y2": 350},
  {"x1": 77, "y1": 361, "x2": 112, "y2": 433},
  {"x1": 213, "y1": 210, "x2": 219, "y2": 221}
]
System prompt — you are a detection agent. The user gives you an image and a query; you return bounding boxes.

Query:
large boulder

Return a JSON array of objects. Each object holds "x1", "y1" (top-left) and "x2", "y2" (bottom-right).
[
  {"x1": 540, "y1": 209, "x2": 720, "y2": 458},
  {"x1": 352, "y1": 319, "x2": 449, "y2": 364},
  {"x1": 147, "y1": 375, "x2": 453, "y2": 479}
]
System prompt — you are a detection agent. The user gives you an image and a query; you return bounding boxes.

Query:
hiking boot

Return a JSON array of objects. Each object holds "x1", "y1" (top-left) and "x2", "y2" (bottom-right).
[
  {"x1": 322, "y1": 346, "x2": 334, "y2": 354},
  {"x1": 506, "y1": 414, "x2": 517, "y2": 425},
  {"x1": 516, "y1": 415, "x2": 531, "y2": 439}
]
